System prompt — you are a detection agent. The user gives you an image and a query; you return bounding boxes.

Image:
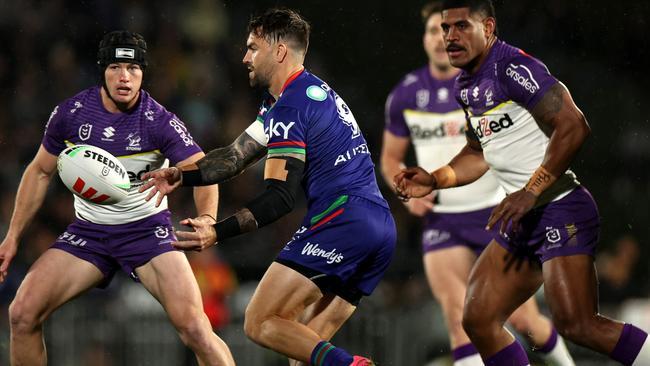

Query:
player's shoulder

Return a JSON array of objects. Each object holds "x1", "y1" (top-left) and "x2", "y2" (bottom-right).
[
  {"x1": 276, "y1": 71, "x2": 332, "y2": 112},
  {"x1": 494, "y1": 40, "x2": 551, "y2": 76},
  {"x1": 56, "y1": 86, "x2": 100, "y2": 118},
  {"x1": 138, "y1": 89, "x2": 175, "y2": 125}
]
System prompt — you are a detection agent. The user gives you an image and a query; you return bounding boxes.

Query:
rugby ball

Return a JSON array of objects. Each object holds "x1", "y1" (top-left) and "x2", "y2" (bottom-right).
[{"x1": 57, "y1": 145, "x2": 130, "y2": 205}]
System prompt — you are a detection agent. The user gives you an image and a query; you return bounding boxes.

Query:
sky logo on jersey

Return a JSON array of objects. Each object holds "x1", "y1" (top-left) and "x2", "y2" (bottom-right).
[
  {"x1": 471, "y1": 113, "x2": 514, "y2": 138},
  {"x1": 506, "y1": 64, "x2": 539, "y2": 94},
  {"x1": 265, "y1": 118, "x2": 295, "y2": 140}
]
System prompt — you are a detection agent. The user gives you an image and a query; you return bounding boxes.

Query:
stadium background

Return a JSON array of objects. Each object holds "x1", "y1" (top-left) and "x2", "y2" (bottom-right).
[{"x1": 0, "y1": 0, "x2": 649, "y2": 364}]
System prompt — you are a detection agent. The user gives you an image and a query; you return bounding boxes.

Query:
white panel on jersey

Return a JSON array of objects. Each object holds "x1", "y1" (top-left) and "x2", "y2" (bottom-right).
[
  {"x1": 403, "y1": 109, "x2": 504, "y2": 213},
  {"x1": 245, "y1": 121, "x2": 268, "y2": 147},
  {"x1": 467, "y1": 101, "x2": 578, "y2": 206}
]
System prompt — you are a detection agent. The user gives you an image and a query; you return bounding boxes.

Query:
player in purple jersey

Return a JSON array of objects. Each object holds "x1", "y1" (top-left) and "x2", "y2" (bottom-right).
[
  {"x1": 140, "y1": 9, "x2": 394, "y2": 366},
  {"x1": 0, "y1": 31, "x2": 235, "y2": 365},
  {"x1": 395, "y1": 0, "x2": 650, "y2": 365},
  {"x1": 381, "y1": 3, "x2": 574, "y2": 365}
]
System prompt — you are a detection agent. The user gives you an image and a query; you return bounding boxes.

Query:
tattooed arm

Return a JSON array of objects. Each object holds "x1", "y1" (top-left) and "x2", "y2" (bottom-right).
[
  {"x1": 195, "y1": 131, "x2": 267, "y2": 184},
  {"x1": 531, "y1": 82, "x2": 591, "y2": 178},
  {"x1": 140, "y1": 131, "x2": 267, "y2": 206}
]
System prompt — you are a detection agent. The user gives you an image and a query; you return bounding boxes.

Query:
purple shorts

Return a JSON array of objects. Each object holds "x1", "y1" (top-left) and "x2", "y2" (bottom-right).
[
  {"x1": 494, "y1": 186, "x2": 600, "y2": 263},
  {"x1": 421, "y1": 206, "x2": 497, "y2": 256},
  {"x1": 51, "y1": 211, "x2": 177, "y2": 287},
  {"x1": 276, "y1": 195, "x2": 396, "y2": 303}
]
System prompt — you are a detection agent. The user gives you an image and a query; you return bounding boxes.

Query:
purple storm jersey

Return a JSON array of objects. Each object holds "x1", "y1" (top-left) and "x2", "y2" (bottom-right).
[
  {"x1": 42, "y1": 86, "x2": 202, "y2": 224},
  {"x1": 254, "y1": 69, "x2": 388, "y2": 210},
  {"x1": 385, "y1": 66, "x2": 503, "y2": 213},
  {"x1": 455, "y1": 40, "x2": 579, "y2": 205}
]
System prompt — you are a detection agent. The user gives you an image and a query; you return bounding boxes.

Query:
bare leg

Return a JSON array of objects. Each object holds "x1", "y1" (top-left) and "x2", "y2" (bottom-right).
[
  {"x1": 288, "y1": 293, "x2": 356, "y2": 366},
  {"x1": 462, "y1": 241, "x2": 544, "y2": 358},
  {"x1": 9, "y1": 249, "x2": 104, "y2": 366},
  {"x1": 245, "y1": 261, "x2": 350, "y2": 362},
  {"x1": 543, "y1": 255, "x2": 623, "y2": 353},
  {"x1": 508, "y1": 297, "x2": 552, "y2": 348},
  {"x1": 136, "y1": 251, "x2": 235, "y2": 366},
  {"x1": 423, "y1": 246, "x2": 477, "y2": 350}
]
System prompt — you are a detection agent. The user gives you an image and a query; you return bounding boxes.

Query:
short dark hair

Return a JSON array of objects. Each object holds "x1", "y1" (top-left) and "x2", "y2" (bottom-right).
[
  {"x1": 441, "y1": 0, "x2": 497, "y2": 34},
  {"x1": 421, "y1": 1, "x2": 443, "y2": 24},
  {"x1": 248, "y1": 8, "x2": 310, "y2": 53}
]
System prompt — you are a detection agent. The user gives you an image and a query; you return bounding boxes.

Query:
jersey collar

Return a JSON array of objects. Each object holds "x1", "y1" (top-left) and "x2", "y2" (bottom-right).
[{"x1": 279, "y1": 67, "x2": 305, "y2": 95}]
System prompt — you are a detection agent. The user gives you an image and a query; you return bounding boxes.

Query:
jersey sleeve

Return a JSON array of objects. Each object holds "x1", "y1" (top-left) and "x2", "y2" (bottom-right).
[
  {"x1": 41, "y1": 103, "x2": 68, "y2": 155},
  {"x1": 384, "y1": 86, "x2": 411, "y2": 137},
  {"x1": 157, "y1": 114, "x2": 203, "y2": 165},
  {"x1": 265, "y1": 106, "x2": 306, "y2": 159},
  {"x1": 498, "y1": 51, "x2": 558, "y2": 110}
]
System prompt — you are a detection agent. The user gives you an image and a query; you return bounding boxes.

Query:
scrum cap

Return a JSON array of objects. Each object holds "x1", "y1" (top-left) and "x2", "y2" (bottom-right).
[{"x1": 97, "y1": 30, "x2": 148, "y2": 68}]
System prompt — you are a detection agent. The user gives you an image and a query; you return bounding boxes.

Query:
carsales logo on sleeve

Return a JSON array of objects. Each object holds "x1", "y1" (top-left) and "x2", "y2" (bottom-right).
[
  {"x1": 506, "y1": 64, "x2": 539, "y2": 94},
  {"x1": 169, "y1": 118, "x2": 194, "y2": 146}
]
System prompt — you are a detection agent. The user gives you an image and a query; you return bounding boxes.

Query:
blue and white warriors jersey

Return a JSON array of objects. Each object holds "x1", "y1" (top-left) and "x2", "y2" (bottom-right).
[
  {"x1": 43, "y1": 86, "x2": 202, "y2": 224},
  {"x1": 245, "y1": 69, "x2": 388, "y2": 209}
]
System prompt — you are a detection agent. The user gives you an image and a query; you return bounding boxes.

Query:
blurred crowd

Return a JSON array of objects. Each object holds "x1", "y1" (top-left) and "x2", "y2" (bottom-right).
[{"x1": 0, "y1": 0, "x2": 649, "y2": 364}]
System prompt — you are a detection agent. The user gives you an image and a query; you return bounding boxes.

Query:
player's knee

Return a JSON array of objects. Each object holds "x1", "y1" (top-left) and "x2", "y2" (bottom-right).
[
  {"x1": 462, "y1": 302, "x2": 497, "y2": 339},
  {"x1": 169, "y1": 309, "x2": 211, "y2": 346},
  {"x1": 243, "y1": 307, "x2": 275, "y2": 346},
  {"x1": 552, "y1": 313, "x2": 591, "y2": 343},
  {"x1": 8, "y1": 297, "x2": 42, "y2": 334},
  {"x1": 507, "y1": 313, "x2": 533, "y2": 335}
]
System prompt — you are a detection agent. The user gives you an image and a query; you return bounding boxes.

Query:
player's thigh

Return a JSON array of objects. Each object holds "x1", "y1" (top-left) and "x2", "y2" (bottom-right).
[
  {"x1": 541, "y1": 254, "x2": 598, "y2": 323},
  {"x1": 297, "y1": 293, "x2": 356, "y2": 340},
  {"x1": 423, "y1": 246, "x2": 476, "y2": 305},
  {"x1": 465, "y1": 241, "x2": 543, "y2": 321},
  {"x1": 247, "y1": 261, "x2": 323, "y2": 322},
  {"x1": 136, "y1": 251, "x2": 203, "y2": 314},
  {"x1": 12, "y1": 248, "x2": 104, "y2": 321}
]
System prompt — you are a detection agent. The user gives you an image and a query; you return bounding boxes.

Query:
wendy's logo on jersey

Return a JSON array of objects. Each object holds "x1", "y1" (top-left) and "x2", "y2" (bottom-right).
[
  {"x1": 301, "y1": 242, "x2": 344, "y2": 264},
  {"x1": 334, "y1": 94, "x2": 360, "y2": 139},
  {"x1": 78, "y1": 123, "x2": 92, "y2": 141},
  {"x1": 470, "y1": 113, "x2": 514, "y2": 139}
]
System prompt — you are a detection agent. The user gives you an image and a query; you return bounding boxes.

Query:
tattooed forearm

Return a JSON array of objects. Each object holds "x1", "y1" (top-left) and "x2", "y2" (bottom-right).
[{"x1": 196, "y1": 132, "x2": 267, "y2": 184}]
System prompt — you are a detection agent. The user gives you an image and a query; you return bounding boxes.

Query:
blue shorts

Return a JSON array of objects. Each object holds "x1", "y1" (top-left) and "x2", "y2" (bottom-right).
[
  {"x1": 52, "y1": 211, "x2": 177, "y2": 287},
  {"x1": 421, "y1": 206, "x2": 497, "y2": 256},
  {"x1": 494, "y1": 186, "x2": 600, "y2": 263},
  {"x1": 276, "y1": 195, "x2": 396, "y2": 304}
]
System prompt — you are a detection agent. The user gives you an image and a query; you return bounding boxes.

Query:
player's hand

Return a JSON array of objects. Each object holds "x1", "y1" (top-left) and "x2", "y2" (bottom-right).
[
  {"x1": 173, "y1": 217, "x2": 217, "y2": 252},
  {"x1": 0, "y1": 238, "x2": 18, "y2": 283},
  {"x1": 404, "y1": 192, "x2": 435, "y2": 217},
  {"x1": 486, "y1": 189, "x2": 537, "y2": 234},
  {"x1": 139, "y1": 167, "x2": 182, "y2": 207},
  {"x1": 393, "y1": 166, "x2": 435, "y2": 201}
]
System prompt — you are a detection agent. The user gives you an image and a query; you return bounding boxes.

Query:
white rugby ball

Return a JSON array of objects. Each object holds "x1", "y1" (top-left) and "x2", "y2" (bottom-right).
[{"x1": 57, "y1": 145, "x2": 130, "y2": 205}]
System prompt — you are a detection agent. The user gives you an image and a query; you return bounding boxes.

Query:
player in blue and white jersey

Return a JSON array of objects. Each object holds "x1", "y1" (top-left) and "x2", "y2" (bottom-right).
[
  {"x1": 0, "y1": 31, "x2": 234, "y2": 365},
  {"x1": 141, "y1": 8, "x2": 393, "y2": 366},
  {"x1": 395, "y1": 0, "x2": 650, "y2": 365},
  {"x1": 381, "y1": 3, "x2": 573, "y2": 365}
]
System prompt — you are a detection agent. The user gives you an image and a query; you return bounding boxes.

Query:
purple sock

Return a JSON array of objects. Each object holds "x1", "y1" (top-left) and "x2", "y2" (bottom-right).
[
  {"x1": 484, "y1": 340, "x2": 530, "y2": 366},
  {"x1": 310, "y1": 340, "x2": 354, "y2": 366},
  {"x1": 536, "y1": 327, "x2": 558, "y2": 353},
  {"x1": 610, "y1": 323, "x2": 648, "y2": 365},
  {"x1": 452, "y1": 343, "x2": 480, "y2": 361}
]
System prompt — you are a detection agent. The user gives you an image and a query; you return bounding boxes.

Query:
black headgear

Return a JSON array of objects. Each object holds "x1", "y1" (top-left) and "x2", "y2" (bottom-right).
[{"x1": 97, "y1": 30, "x2": 148, "y2": 68}]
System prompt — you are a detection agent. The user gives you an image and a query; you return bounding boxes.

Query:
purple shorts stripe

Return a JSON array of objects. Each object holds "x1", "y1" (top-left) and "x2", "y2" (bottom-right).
[{"x1": 494, "y1": 186, "x2": 599, "y2": 263}]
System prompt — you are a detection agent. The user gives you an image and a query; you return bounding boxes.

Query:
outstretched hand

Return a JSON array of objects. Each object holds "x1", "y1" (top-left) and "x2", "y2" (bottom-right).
[
  {"x1": 393, "y1": 166, "x2": 435, "y2": 201},
  {"x1": 172, "y1": 217, "x2": 218, "y2": 252},
  {"x1": 486, "y1": 189, "x2": 537, "y2": 234},
  {"x1": 139, "y1": 167, "x2": 182, "y2": 207}
]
